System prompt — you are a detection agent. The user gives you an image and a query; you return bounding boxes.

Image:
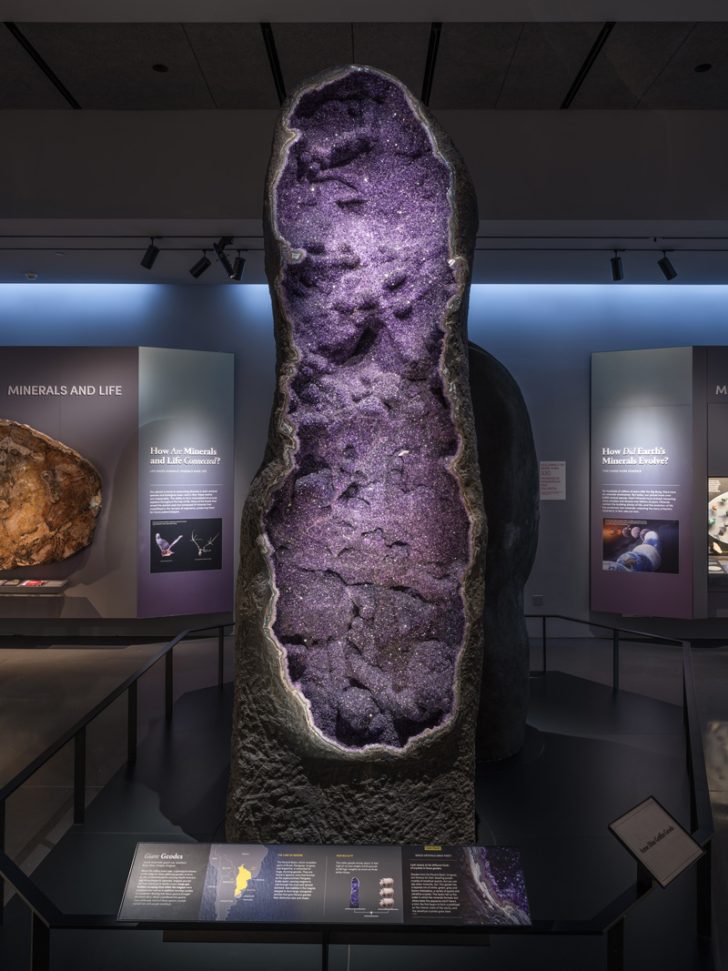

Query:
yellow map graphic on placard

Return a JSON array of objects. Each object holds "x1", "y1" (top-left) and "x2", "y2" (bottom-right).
[{"x1": 234, "y1": 865, "x2": 253, "y2": 898}]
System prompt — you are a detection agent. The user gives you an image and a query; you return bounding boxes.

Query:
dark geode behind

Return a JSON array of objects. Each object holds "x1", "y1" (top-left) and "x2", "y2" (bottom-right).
[
  {"x1": 227, "y1": 65, "x2": 485, "y2": 844},
  {"x1": 468, "y1": 344, "x2": 539, "y2": 761}
]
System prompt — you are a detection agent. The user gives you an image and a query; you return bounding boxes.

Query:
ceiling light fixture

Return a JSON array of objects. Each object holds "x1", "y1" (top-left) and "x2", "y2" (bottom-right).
[
  {"x1": 213, "y1": 236, "x2": 235, "y2": 277},
  {"x1": 657, "y1": 251, "x2": 677, "y2": 281},
  {"x1": 610, "y1": 250, "x2": 623, "y2": 281},
  {"x1": 189, "y1": 251, "x2": 211, "y2": 279},
  {"x1": 140, "y1": 237, "x2": 159, "y2": 270},
  {"x1": 230, "y1": 251, "x2": 246, "y2": 281}
]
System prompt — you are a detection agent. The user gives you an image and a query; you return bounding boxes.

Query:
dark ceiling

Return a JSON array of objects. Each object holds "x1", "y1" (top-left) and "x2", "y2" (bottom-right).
[{"x1": 3, "y1": 20, "x2": 728, "y2": 110}]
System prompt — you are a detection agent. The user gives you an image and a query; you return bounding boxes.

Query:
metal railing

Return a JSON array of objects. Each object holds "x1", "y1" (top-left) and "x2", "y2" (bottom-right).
[
  {"x1": 525, "y1": 612, "x2": 684, "y2": 693},
  {"x1": 0, "y1": 616, "x2": 715, "y2": 971},
  {"x1": 0, "y1": 625, "x2": 229, "y2": 932}
]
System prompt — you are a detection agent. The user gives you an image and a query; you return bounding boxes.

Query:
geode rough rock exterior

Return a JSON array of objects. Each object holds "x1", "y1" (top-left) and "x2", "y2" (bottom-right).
[
  {"x1": 468, "y1": 344, "x2": 539, "y2": 761},
  {"x1": 0, "y1": 419, "x2": 102, "y2": 569},
  {"x1": 227, "y1": 65, "x2": 484, "y2": 844}
]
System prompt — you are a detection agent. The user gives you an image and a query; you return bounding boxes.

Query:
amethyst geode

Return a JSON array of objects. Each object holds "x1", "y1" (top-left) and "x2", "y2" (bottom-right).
[{"x1": 227, "y1": 66, "x2": 484, "y2": 843}]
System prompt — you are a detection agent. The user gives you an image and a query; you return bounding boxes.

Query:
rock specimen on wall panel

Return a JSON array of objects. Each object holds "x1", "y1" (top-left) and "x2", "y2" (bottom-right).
[
  {"x1": 227, "y1": 65, "x2": 485, "y2": 844},
  {"x1": 468, "y1": 343, "x2": 539, "y2": 762},
  {"x1": 0, "y1": 419, "x2": 102, "y2": 569}
]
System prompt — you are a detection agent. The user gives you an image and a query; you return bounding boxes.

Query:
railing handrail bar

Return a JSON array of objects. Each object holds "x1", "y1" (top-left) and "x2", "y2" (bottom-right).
[
  {"x1": 0, "y1": 623, "x2": 229, "y2": 804},
  {"x1": 524, "y1": 613, "x2": 683, "y2": 646},
  {"x1": 682, "y1": 643, "x2": 715, "y2": 843},
  {"x1": 0, "y1": 849, "x2": 63, "y2": 925}
]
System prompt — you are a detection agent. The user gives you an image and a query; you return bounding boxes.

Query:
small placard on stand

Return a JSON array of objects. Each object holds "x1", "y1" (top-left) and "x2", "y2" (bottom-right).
[{"x1": 609, "y1": 796, "x2": 703, "y2": 888}]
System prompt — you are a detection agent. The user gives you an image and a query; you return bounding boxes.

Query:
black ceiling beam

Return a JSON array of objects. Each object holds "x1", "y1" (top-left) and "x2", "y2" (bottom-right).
[
  {"x1": 561, "y1": 21, "x2": 615, "y2": 109},
  {"x1": 261, "y1": 22, "x2": 286, "y2": 105},
  {"x1": 4, "y1": 21, "x2": 81, "y2": 109},
  {"x1": 421, "y1": 22, "x2": 442, "y2": 107}
]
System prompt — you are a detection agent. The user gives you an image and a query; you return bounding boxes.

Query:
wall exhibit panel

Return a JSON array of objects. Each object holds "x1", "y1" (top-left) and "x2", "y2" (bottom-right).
[
  {"x1": 590, "y1": 347, "x2": 696, "y2": 619},
  {"x1": 0, "y1": 346, "x2": 234, "y2": 620}
]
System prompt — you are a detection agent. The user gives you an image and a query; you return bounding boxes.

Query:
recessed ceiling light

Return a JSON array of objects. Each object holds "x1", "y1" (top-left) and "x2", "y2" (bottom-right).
[
  {"x1": 152, "y1": 63, "x2": 169, "y2": 73},
  {"x1": 694, "y1": 63, "x2": 712, "y2": 73}
]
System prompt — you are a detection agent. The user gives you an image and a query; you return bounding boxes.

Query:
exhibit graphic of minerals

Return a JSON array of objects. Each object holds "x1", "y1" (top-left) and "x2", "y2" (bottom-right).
[
  {"x1": 0, "y1": 347, "x2": 234, "y2": 619},
  {"x1": 119, "y1": 843, "x2": 531, "y2": 927},
  {"x1": 708, "y1": 477, "x2": 728, "y2": 579}
]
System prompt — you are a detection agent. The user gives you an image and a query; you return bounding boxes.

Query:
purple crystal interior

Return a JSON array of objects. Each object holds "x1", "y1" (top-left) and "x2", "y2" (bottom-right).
[{"x1": 267, "y1": 68, "x2": 470, "y2": 749}]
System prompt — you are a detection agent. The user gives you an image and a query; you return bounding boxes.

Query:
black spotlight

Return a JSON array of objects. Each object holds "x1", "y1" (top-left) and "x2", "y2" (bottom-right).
[
  {"x1": 190, "y1": 251, "x2": 211, "y2": 279},
  {"x1": 610, "y1": 250, "x2": 623, "y2": 282},
  {"x1": 658, "y1": 251, "x2": 677, "y2": 281},
  {"x1": 213, "y1": 238, "x2": 234, "y2": 277},
  {"x1": 140, "y1": 237, "x2": 159, "y2": 270},
  {"x1": 230, "y1": 252, "x2": 246, "y2": 281}
]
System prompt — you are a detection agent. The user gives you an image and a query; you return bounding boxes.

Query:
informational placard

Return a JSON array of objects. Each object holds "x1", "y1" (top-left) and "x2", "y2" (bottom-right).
[
  {"x1": 590, "y1": 348, "x2": 695, "y2": 618},
  {"x1": 609, "y1": 797, "x2": 703, "y2": 888},
  {"x1": 137, "y1": 348, "x2": 234, "y2": 618},
  {"x1": 119, "y1": 843, "x2": 531, "y2": 927},
  {"x1": 539, "y1": 461, "x2": 566, "y2": 501}
]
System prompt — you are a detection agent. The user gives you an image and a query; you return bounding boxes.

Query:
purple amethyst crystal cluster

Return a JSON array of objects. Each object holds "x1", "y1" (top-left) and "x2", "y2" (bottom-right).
[
  {"x1": 268, "y1": 70, "x2": 470, "y2": 748},
  {"x1": 228, "y1": 65, "x2": 484, "y2": 844}
]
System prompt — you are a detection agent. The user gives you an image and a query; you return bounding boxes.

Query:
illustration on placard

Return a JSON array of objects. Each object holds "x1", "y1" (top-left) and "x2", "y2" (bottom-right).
[
  {"x1": 708, "y1": 478, "x2": 728, "y2": 578},
  {"x1": 602, "y1": 518, "x2": 679, "y2": 574},
  {"x1": 150, "y1": 518, "x2": 222, "y2": 573}
]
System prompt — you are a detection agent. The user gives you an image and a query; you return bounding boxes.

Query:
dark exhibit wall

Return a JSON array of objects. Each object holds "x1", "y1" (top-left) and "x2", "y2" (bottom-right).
[{"x1": 2, "y1": 283, "x2": 728, "y2": 633}]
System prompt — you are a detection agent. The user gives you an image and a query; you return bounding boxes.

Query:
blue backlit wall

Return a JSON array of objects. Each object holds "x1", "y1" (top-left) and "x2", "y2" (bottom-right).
[{"x1": 1, "y1": 282, "x2": 727, "y2": 633}]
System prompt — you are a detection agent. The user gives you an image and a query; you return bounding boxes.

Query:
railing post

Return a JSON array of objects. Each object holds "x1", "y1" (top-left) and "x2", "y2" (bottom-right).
[
  {"x1": 127, "y1": 681, "x2": 138, "y2": 765},
  {"x1": 165, "y1": 648, "x2": 174, "y2": 723},
  {"x1": 218, "y1": 625, "x2": 225, "y2": 689},
  {"x1": 612, "y1": 630, "x2": 620, "y2": 693},
  {"x1": 31, "y1": 912, "x2": 50, "y2": 971},
  {"x1": 541, "y1": 615, "x2": 547, "y2": 673},
  {"x1": 321, "y1": 928, "x2": 329, "y2": 971},
  {"x1": 697, "y1": 841, "x2": 712, "y2": 938},
  {"x1": 73, "y1": 727, "x2": 86, "y2": 825},
  {"x1": 0, "y1": 798, "x2": 5, "y2": 925},
  {"x1": 606, "y1": 917, "x2": 624, "y2": 971}
]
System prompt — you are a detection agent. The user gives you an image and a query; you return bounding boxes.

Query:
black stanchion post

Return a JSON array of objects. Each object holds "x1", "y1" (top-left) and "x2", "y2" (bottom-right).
[
  {"x1": 30, "y1": 912, "x2": 50, "y2": 971},
  {"x1": 612, "y1": 630, "x2": 620, "y2": 693},
  {"x1": 606, "y1": 917, "x2": 624, "y2": 971},
  {"x1": 0, "y1": 798, "x2": 4, "y2": 925},
  {"x1": 73, "y1": 727, "x2": 86, "y2": 825},
  {"x1": 636, "y1": 861, "x2": 653, "y2": 892},
  {"x1": 541, "y1": 615, "x2": 547, "y2": 673},
  {"x1": 321, "y1": 928, "x2": 329, "y2": 971},
  {"x1": 127, "y1": 681, "x2": 138, "y2": 765},
  {"x1": 165, "y1": 649, "x2": 174, "y2": 723},
  {"x1": 218, "y1": 626, "x2": 225, "y2": 689},
  {"x1": 697, "y1": 842, "x2": 712, "y2": 938}
]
